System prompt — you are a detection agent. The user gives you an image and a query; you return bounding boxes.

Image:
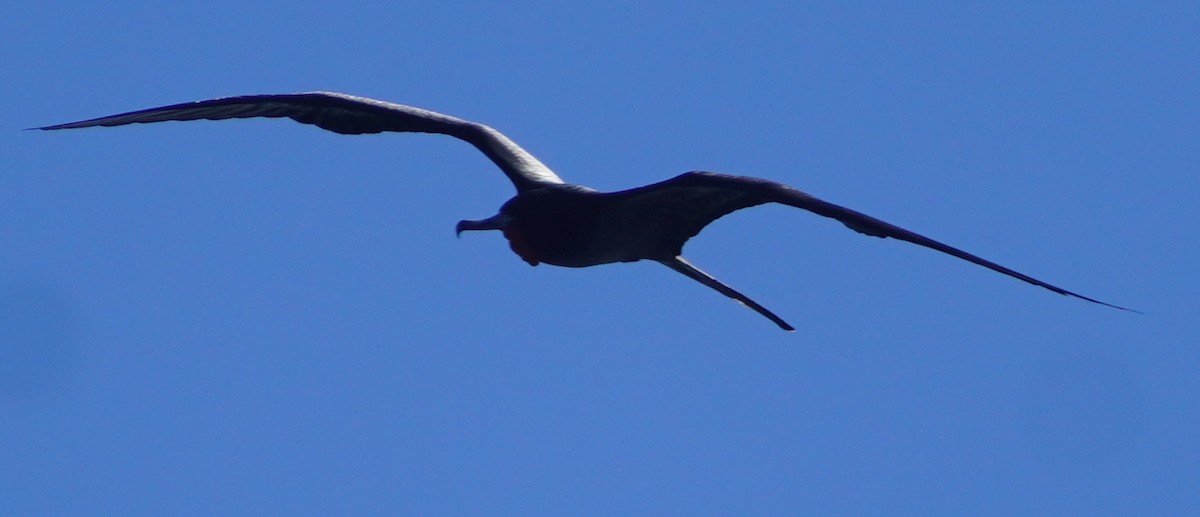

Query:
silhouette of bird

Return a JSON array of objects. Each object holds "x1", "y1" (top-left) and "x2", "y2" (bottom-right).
[{"x1": 36, "y1": 92, "x2": 1133, "y2": 330}]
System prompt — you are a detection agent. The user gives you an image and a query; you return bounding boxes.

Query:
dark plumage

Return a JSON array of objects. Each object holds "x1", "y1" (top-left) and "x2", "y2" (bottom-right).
[{"x1": 37, "y1": 92, "x2": 1133, "y2": 330}]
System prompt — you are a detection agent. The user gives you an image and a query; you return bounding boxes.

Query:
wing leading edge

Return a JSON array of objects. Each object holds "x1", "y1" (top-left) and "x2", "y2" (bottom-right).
[{"x1": 36, "y1": 92, "x2": 564, "y2": 192}]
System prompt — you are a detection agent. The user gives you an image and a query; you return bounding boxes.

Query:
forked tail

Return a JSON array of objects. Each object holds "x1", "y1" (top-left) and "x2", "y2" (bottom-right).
[{"x1": 658, "y1": 256, "x2": 795, "y2": 331}]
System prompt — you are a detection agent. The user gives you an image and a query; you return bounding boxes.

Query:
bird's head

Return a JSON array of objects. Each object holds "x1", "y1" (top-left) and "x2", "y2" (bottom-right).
[
  {"x1": 455, "y1": 212, "x2": 511, "y2": 237},
  {"x1": 456, "y1": 211, "x2": 540, "y2": 266}
]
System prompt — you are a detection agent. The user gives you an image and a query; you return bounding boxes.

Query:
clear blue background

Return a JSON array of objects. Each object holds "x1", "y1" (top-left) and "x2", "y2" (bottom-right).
[{"x1": 3, "y1": 2, "x2": 1196, "y2": 515}]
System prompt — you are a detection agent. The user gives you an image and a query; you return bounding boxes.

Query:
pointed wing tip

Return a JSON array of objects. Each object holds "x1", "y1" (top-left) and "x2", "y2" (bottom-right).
[
  {"x1": 1103, "y1": 301, "x2": 1142, "y2": 314},
  {"x1": 29, "y1": 122, "x2": 88, "y2": 131},
  {"x1": 1097, "y1": 300, "x2": 1142, "y2": 314},
  {"x1": 1068, "y1": 292, "x2": 1140, "y2": 314}
]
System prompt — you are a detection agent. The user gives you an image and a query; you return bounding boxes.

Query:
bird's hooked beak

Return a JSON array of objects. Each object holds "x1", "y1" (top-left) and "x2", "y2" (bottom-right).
[{"x1": 455, "y1": 213, "x2": 512, "y2": 238}]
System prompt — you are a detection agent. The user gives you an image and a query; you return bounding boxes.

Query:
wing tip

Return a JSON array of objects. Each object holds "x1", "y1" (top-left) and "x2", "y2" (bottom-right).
[
  {"x1": 1073, "y1": 293, "x2": 1141, "y2": 314},
  {"x1": 29, "y1": 120, "x2": 106, "y2": 131}
]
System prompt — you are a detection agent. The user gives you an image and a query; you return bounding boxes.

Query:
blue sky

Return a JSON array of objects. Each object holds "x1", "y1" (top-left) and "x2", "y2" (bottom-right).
[{"x1": 3, "y1": 2, "x2": 1197, "y2": 515}]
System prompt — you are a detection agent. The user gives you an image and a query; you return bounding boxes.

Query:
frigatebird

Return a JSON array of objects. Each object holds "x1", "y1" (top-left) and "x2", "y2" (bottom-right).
[{"x1": 36, "y1": 92, "x2": 1132, "y2": 330}]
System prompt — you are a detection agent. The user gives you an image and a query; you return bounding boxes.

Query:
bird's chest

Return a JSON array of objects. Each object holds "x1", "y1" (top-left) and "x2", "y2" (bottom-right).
[
  {"x1": 515, "y1": 210, "x2": 621, "y2": 267},
  {"x1": 506, "y1": 199, "x2": 663, "y2": 267}
]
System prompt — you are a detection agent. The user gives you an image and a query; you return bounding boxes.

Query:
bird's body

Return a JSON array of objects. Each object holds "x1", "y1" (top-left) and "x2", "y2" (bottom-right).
[{"x1": 37, "y1": 92, "x2": 1133, "y2": 330}]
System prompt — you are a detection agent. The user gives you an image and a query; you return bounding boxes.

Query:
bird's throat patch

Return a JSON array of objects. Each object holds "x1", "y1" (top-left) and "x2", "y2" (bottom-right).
[{"x1": 502, "y1": 227, "x2": 540, "y2": 266}]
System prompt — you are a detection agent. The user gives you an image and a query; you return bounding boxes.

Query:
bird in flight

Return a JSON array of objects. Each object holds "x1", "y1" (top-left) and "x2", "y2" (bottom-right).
[{"x1": 37, "y1": 92, "x2": 1133, "y2": 330}]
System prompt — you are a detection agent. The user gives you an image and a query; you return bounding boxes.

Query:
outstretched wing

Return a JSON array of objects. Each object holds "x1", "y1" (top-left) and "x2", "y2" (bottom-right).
[
  {"x1": 609, "y1": 171, "x2": 1133, "y2": 312},
  {"x1": 35, "y1": 91, "x2": 564, "y2": 193}
]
